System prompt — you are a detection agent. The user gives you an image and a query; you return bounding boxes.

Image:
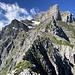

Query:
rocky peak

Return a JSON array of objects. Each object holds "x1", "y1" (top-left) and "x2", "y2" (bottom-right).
[
  {"x1": 10, "y1": 19, "x2": 28, "y2": 31},
  {"x1": 0, "y1": 19, "x2": 29, "y2": 40},
  {"x1": 61, "y1": 11, "x2": 75, "y2": 22},
  {"x1": 47, "y1": 4, "x2": 61, "y2": 20},
  {"x1": 11, "y1": 19, "x2": 18, "y2": 23},
  {"x1": 34, "y1": 4, "x2": 61, "y2": 22},
  {"x1": 49, "y1": 4, "x2": 59, "y2": 9},
  {"x1": 5, "y1": 19, "x2": 28, "y2": 32},
  {"x1": 34, "y1": 4, "x2": 75, "y2": 23}
]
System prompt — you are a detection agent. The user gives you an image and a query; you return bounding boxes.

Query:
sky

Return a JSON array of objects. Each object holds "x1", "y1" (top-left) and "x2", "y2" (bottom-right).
[{"x1": 0, "y1": 0, "x2": 75, "y2": 30}]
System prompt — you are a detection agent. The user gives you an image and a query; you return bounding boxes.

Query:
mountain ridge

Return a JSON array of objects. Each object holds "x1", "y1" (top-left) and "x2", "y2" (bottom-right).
[
  {"x1": 34, "y1": 4, "x2": 75, "y2": 23},
  {"x1": 0, "y1": 4, "x2": 75, "y2": 75}
]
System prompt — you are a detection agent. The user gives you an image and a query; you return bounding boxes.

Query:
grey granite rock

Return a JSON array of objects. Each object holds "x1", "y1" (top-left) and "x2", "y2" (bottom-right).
[
  {"x1": 61, "y1": 11, "x2": 74, "y2": 22},
  {"x1": 34, "y1": 4, "x2": 75, "y2": 23}
]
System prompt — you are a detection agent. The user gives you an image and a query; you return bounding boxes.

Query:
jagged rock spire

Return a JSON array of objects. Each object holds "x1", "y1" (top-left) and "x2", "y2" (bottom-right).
[{"x1": 34, "y1": 4, "x2": 75, "y2": 23}]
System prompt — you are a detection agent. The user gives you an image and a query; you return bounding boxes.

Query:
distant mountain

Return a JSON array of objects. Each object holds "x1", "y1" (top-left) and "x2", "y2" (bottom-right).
[{"x1": 0, "y1": 4, "x2": 75, "y2": 75}]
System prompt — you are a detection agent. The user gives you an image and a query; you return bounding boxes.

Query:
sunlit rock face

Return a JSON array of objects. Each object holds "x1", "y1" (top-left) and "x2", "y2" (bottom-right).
[
  {"x1": 61, "y1": 11, "x2": 75, "y2": 22},
  {"x1": 34, "y1": 4, "x2": 75, "y2": 23},
  {"x1": 34, "y1": 4, "x2": 61, "y2": 22},
  {"x1": 44, "y1": 4, "x2": 61, "y2": 21}
]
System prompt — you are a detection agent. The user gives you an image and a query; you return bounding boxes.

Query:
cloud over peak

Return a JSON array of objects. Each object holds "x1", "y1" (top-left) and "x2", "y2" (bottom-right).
[{"x1": 0, "y1": 2, "x2": 39, "y2": 30}]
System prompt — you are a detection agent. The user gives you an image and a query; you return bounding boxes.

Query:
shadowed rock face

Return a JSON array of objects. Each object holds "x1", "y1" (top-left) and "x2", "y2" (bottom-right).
[
  {"x1": 45, "y1": 20, "x2": 69, "y2": 42},
  {"x1": 61, "y1": 11, "x2": 75, "y2": 22},
  {"x1": 0, "y1": 19, "x2": 30, "y2": 73},
  {"x1": 24, "y1": 37, "x2": 73, "y2": 75},
  {"x1": 0, "y1": 19, "x2": 29, "y2": 40},
  {"x1": 7, "y1": 19, "x2": 29, "y2": 32},
  {"x1": 24, "y1": 38, "x2": 56, "y2": 75}
]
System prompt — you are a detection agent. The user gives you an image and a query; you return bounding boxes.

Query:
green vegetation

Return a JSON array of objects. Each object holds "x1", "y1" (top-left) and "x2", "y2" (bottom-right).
[
  {"x1": 46, "y1": 20, "x2": 55, "y2": 28},
  {"x1": 18, "y1": 33, "x2": 24, "y2": 41},
  {"x1": 52, "y1": 36, "x2": 62, "y2": 44},
  {"x1": 69, "y1": 34, "x2": 75, "y2": 39},
  {"x1": 14, "y1": 68, "x2": 23, "y2": 75},
  {"x1": 18, "y1": 33, "x2": 22, "y2": 39},
  {"x1": 13, "y1": 61, "x2": 33, "y2": 75},
  {"x1": 45, "y1": 21, "x2": 53, "y2": 31},
  {"x1": 46, "y1": 22, "x2": 51, "y2": 28},
  {"x1": 3, "y1": 58, "x2": 12, "y2": 71},
  {"x1": 37, "y1": 24, "x2": 45, "y2": 31},
  {"x1": 36, "y1": 31, "x2": 74, "y2": 48},
  {"x1": 1, "y1": 72, "x2": 6, "y2": 75},
  {"x1": 67, "y1": 33, "x2": 73, "y2": 38},
  {"x1": 53, "y1": 36, "x2": 74, "y2": 48},
  {"x1": 11, "y1": 47, "x2": 18, "y2": 55},
  {"x1": 37, "y1": 21, "x2": 51, "y2": 31},
  {"x1": 19, "y1": 34, "x2": 23, "y2": 39},
  {"x1": 64, "y1": 40, "x2": 74, "y2": 48},
  {"x1": 57, "y1": 21, "x2": 75, "y2": 35},
  {"x1": 57, "y1": 21, "x2": 68, "y2": 28},
  {"x1": 40, "y1": 37, "x2": 44, "y2": 42},
  {"x1": 16, "y1": 45, "x2": 19, "y2": 49},
  {"x1": 14, "y1": 61, "x2": 32, "y2": 69},
  {"x1": 1, "y1": 58, "x2": 12, "y2": 75},
  {"x1": 37, "y1": 25, "x2": 42, "y2": 31}
]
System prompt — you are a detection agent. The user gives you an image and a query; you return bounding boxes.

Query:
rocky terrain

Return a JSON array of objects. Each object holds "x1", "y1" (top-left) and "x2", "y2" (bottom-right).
[
  {"x1": 0, "y1": 4, "x2": 75, "y2": 75},
  {"x1": 34, "y1": 4, "x2": 75, "y2": 22}
]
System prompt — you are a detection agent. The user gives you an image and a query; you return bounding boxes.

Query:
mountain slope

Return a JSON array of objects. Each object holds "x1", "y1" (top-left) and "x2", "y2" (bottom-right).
[{"x1": 0, "y1": 4, "x2": 75, "y2": 75}]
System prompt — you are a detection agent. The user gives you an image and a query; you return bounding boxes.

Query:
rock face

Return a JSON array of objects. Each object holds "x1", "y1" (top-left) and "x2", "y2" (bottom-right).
[
  {"x1": 0, "y1": 4, "x2": 75, "y2": 75},
  {"x1": 45, "y1": 20, "x2": 69, "y2": 41},
  {"x1": 44, "y1": 4, "x2": 61, "y2": 21},
  {"x1": 34, "y1": 4, "x2": 61, "y2": 22},
  {"x1": 34, "y1": 4, "x2": 75, "y2": 23},
  {"x1": 61, "y1": 11, "x2": 75, "y2": 22},
  {"x1": 24, "y1": 38, "x2": 57, "y2": 75},
  {"x1": 24, "y1": 37, "x2": 73, "y2": 75}
]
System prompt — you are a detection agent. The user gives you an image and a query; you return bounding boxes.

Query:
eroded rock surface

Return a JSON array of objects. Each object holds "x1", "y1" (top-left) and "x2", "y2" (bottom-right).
[
  {"x1": 34, "y1": 4, "x2": 75, "y2": 23},
  {"x1": 0, "y1": 4, "x2": 75, "y2": 75}
]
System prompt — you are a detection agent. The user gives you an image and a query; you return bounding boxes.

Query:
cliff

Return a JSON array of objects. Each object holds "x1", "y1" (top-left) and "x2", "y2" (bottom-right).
[
  {"x1": 34, "y1": 4, "x2": 75, "y2": 23},
  {"x1": 0, "y1": 4, "x2": 75, "y2": 75}
]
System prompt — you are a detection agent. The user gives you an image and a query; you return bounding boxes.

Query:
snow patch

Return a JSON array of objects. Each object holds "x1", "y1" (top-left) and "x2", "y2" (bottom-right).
[
  {"x1": 13, "y1": 27, "x2": 17, "y2": 30},
  {"x1": 32, "y1": 21, "x2": 40, "y2": 25}
]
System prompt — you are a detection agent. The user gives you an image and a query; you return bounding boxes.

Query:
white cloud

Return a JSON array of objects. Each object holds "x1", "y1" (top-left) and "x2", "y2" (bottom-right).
[
  {"x1": 0, "y1": 2, "x2": 39, "y2": 30},
  {"x1": 0, "y1": 21, "x2": 4, "y2": 30},
  {"x1": 30, "y1": 8, "x2": 37, "y2": 15},
  {"x1": 30, "y1": 8, "x2": 39, "y2": 16},
  {"x1": 27, "y1": 15, "x2": 33, "y2": 20},
  {"x1": 0, "y1": 2, "x2": 29, "y2": 22}
]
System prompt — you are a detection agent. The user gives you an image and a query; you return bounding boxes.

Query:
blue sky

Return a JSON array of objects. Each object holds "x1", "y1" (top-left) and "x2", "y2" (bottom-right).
[
  {"x1": 0, "y1": 0, "x2": 75, "y2": 13},
  {"x1": 0, "y1": 0, "x2": 75, "y2": 30}
]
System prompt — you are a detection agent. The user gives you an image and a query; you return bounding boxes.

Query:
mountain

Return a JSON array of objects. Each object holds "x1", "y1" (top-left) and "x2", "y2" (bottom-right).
[
  {"x1": 34, "y1": 4, "x2": 75, "y2": 23},
  {"x1": 0, "y1": 4, "x2": 75, "y2": 75}
]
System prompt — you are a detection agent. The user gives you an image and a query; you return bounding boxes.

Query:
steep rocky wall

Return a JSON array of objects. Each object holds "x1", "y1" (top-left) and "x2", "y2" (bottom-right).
[
  {"x1": 24, "y1": 37, "x2": 74, "y2": 75},
  {"x1": 61, "y1": 11, "x2": 74, "y2": 22},
  {"x1": 34, "y1": 4, "x2": 75, "y2": 23}
]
